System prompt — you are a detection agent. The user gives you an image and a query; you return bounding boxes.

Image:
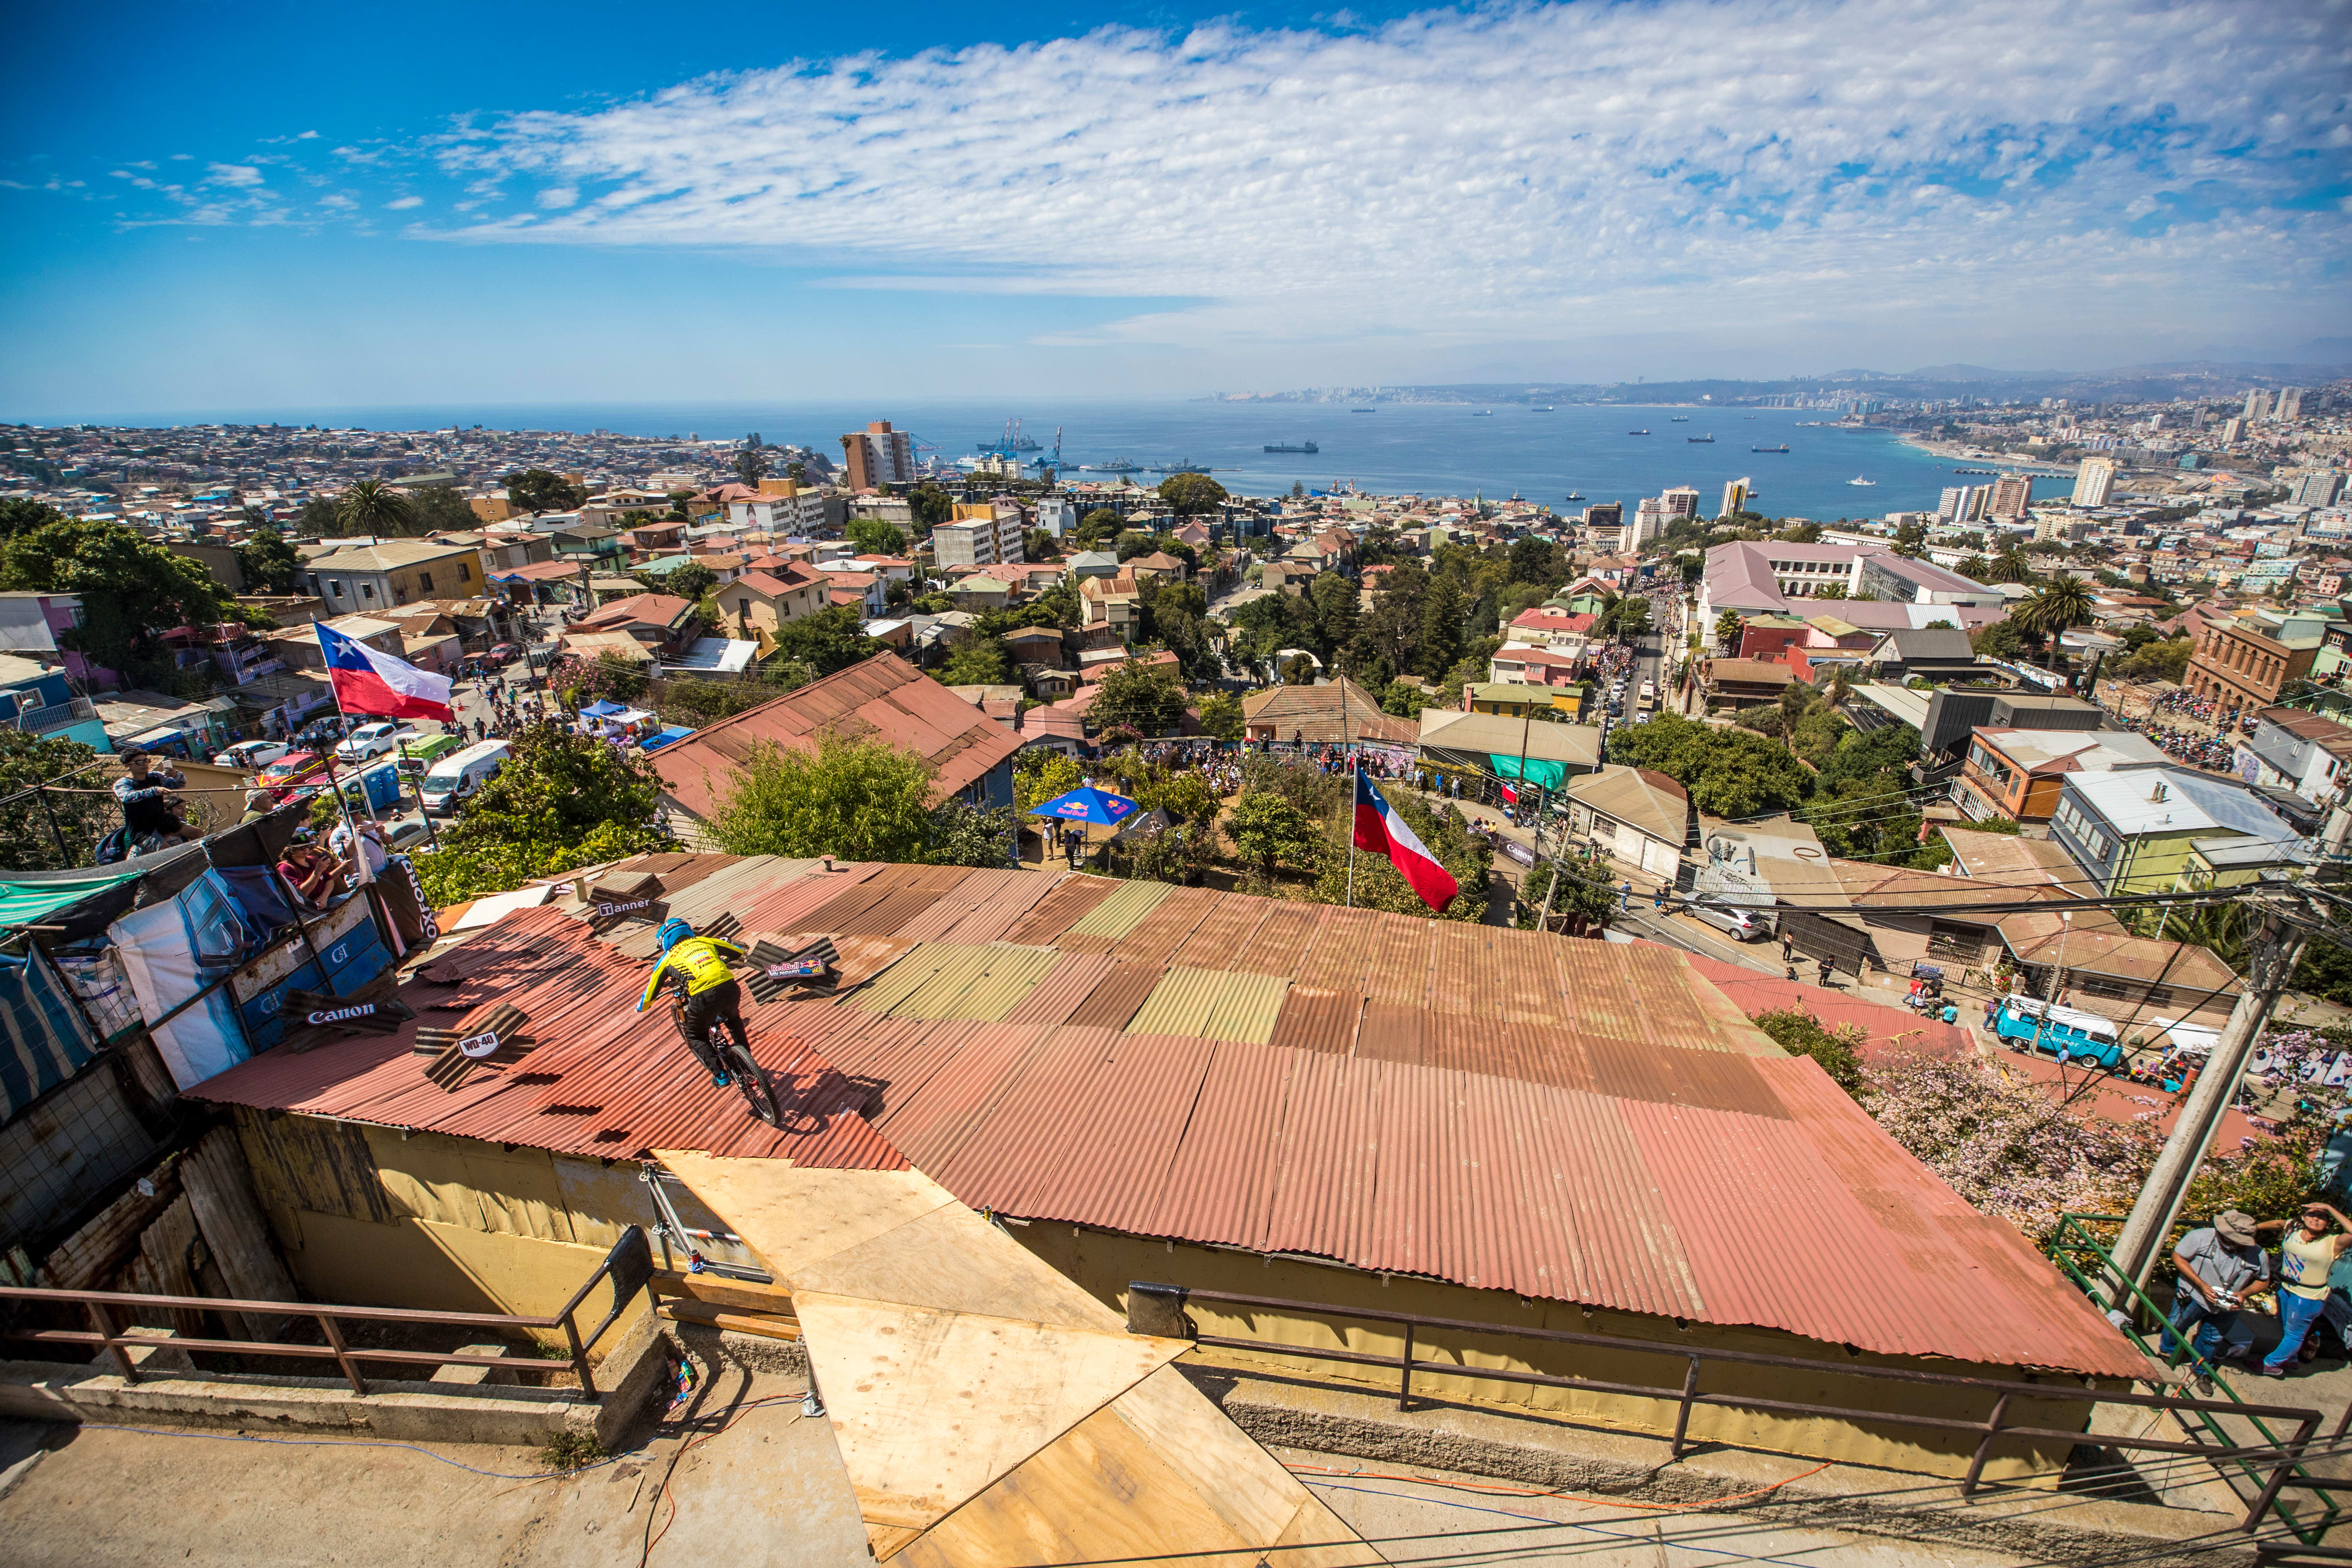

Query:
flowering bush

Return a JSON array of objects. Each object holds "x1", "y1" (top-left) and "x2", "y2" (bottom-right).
[{"x1": 1858, "y1": 1051, "x2": 2157, "y2": 1247}]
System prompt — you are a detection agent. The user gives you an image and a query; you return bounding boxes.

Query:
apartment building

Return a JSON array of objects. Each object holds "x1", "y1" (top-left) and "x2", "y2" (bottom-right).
[
  {"x1": 930, "y1": 503, "x2": 1026, "y2": 570},
  {"x1": 1697, "y1": 540, "x2": 1999, "y2": 624},
  {"x1": 305, "y1": 540, "x2": 485, "y2": 614},
  {"x1": 2183, "y1": 610, "x2": 2323, "y2": 711},
  {"x1": 2050, "y1": 768, "x2": 2306, "y2": 896},
  {"x1": 2072, "y1": 456, "x2": 2118, "y2": 508},
  {"x1": 840, "y1": 421, "x2": 916, "y2": 490},
  {"x1": 1955, "y1": 727, "x2": 2165, "y2": 824},
  {"x1": 1988, "y1": 475, "x2": 2034, "y2": 519},
  {"x1": 723, "y1": 480, "x2": 835, "y2": 535}
]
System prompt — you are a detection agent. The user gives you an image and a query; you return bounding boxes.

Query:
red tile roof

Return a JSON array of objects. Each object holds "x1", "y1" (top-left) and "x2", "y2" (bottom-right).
[
  {"x1": 651, "y1": 652, "x2": 1024, "y2": 818},
  {"x1": 578, "y1": 593, "x2": 692, "y2": 630}
]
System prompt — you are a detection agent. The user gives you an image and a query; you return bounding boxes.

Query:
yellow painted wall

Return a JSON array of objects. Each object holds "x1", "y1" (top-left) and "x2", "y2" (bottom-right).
[
  {"x1": 1015, "y1": 1225, "x2": 2098, "y2": 1485},
  {"x1": 230, "y1": 1109, "x2": 751, "y2": 1352}
]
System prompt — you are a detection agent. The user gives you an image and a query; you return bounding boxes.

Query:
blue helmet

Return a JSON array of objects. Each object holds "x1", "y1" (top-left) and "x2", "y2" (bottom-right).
[{"x1": 657, "y1": 917, "x2": 694, "y2": 953}]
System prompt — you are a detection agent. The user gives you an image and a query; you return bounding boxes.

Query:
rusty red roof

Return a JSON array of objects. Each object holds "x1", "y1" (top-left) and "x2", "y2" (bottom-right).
[
  {"x1": 181, "y1": 906, "x2": 905, "y2": 1171},
  {"x1": 189, "y1": 852, "x2": 2143, "y2": 1376},
  {"x1": 651, "y1": 652, "x2": 1023, "y2": 818}
]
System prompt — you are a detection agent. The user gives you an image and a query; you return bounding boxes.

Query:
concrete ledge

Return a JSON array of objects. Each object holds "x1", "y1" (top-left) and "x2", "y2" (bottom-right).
[
  {"x1": 0, "y1": 1318, "x2": 672, "y2": 1452},
  {"x1": 1180, "y1": 1365, "x2": 2267, "y2": 1568}
]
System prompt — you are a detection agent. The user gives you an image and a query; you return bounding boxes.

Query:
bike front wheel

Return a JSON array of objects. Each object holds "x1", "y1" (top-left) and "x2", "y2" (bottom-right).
[{"x1": 722, "y1": 1041, "x2": 781, "y2": 1127}]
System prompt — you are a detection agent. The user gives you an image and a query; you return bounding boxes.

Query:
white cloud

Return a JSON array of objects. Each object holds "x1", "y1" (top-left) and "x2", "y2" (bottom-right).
[
  {"x1": 205, "y1": 163, "x2": 263, "y2": 187},
  {"x1": 410, "y1": 0, "x2": 2347, "y2": 356},
  {"x1": 384, "y1": 194, "x2": 424, "y2": 209}
]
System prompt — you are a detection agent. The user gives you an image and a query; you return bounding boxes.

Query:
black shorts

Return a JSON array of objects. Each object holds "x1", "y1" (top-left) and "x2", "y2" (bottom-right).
[{"x1": 678, "y1": 980, "x2": 744, "y2": 1067}]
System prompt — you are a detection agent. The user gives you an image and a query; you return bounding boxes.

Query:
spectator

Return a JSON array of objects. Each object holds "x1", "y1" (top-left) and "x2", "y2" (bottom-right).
[
  {"x1": 2262, "y1": 1203, "x2": 2352, "y2": 1377},
  {"x1": 277, "y1": 842, "x2": 341, "y2": 909},
  {"x1": 111, "y1": 748, "x2": 195, "y2": 853},
  {"x1": 237, "y1": 789, "x2": 276, "y2": 826},
  {"x1": 329, "y1": 817, "x2": 389, "y2": 879},
  {"x1": 2166, "y1": 1210, "x2": 2271, "y2": 1393}
]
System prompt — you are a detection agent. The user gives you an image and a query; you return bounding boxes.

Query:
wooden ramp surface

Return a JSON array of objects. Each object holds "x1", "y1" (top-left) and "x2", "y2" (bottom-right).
[{"x1": 658, "y1": 1153, "x2": 1387, "y2": 1567}]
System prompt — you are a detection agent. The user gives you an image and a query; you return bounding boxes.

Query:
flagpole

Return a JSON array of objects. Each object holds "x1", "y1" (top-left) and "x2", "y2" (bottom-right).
[{"x1": 1343, "y1": 677, "x2": 1357, "y2": 909}]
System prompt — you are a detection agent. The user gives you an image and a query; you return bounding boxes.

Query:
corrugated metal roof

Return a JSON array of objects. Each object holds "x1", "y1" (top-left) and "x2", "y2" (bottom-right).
[
  {"x1": 199, "y1": 851, "x2": 2148, "y2": 1376},
  {"x1": 184, "y1": 907, "x2": 905, "y2": 1170}
]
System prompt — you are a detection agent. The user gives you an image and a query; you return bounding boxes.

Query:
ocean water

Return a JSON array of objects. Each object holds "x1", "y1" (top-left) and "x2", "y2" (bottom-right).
[{"x1": 72, "y1": 397, "x2": 2019, "y2": 520}]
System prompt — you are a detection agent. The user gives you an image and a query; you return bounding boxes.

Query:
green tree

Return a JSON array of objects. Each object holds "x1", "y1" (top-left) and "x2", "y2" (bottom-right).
[
  {"x1": 1507, "y1": 535, "x2": 1560, "y2": 586},
  {"x1": 504, "y1": 468, "x2": 587, "y2": 515},
  {"x1": 1712, "y1": 610, "x2": 1743, "y2": 652},
  {"x1": 1197, "y1": 690, "x2": 1243, "y2": 740},
  {"x1": 1417, "y1": 574, "x2": 1465, "y2": 680},
  {"x1": 704, "y1": 734, "x2": 939, "y2": 862},
  {"x1": 237, "y1": 525, "x2": 305, "y2": 594},
  {"x1": 1076, "y1": 508, "x2": 1125, "y2": 549},
  {"x1": 1157, "y1": 473, "x2": 1229, "y2": 516},
  {"x1": 661, "y1": 561, "x2": 718, "y2": 601},
  {"x1": 2019, "y1": 577, "x2": 2096, "y2": 667},
  {"x1": 1381, "y1": 678, "x2": 1428, "y2": 717},
  {"x1": 927, "y1": 800, "x2": 1016, "y2": 867},
  {"x1": 0, "y1": 731, "x2": 116, "y2": 870},
  {"x1": 938, "y1": 637, "x2": 1013, "y2": 687},
  {"x1": 1023, "y1": 527, "x2": 1060, "y2": 562},
  {"x1": 410, "y1": 725, "x2": 671, "y2": 906},
  {"x1": 1227, "y1": 791, "x2": 1322, "y2": 882},
  {"x1": 336, "y1": 479, "x2": 414, "y2": 538},
  {"x1": 906, "y1": 483, "x2": 954, "y2": 534},
  {"x1": 2117, "y1": 636, "x2": 2192, "y2": 681},
  {"x1": 1987, "y1": 547, "x2": 2036, "y2": 585},
  {"x1": 0, "y1": 518, "x2": 234, "y2": 689},
  {"x1": 734, "y1": 444, "x2": 771, "y2": 487},
  {"x1": 1090, "y1": 660, "x2": 1188, "y2": 735},
  {"x1": 1606, "y1": 711, "x2": 1810, "y2": 818},
  {"x1": 770, "y1": 605, "x2": 878, "y2": 675},
  {"x1": 1749, "y1": 1008, "x2": 1866, "y2": 1096},
  {"x1": 1310, "y1": 572, "x2": 1360, "y2": 655},
  {"x1": 848, "y1": 517, "x2": 909, "y2": 558},
  {"x1": 408, "y1": 485, "x2": 476, "y2": 534},
  {"x1": 1971, "y1": 617, "x2": 2037, "y2": 661},
  {"x1": 0, "y1": 499, "x2": 70, "y2": 541},
  {"x1": 1015, "y1": 749, "x2": 1084, "y2": 814}
]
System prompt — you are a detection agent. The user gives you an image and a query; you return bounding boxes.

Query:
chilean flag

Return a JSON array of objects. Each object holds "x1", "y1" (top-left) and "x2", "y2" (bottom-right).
[
  {"x1": 1353, "y1": 769, "x2": 1460, "y2": 914},
  {"x1": 315, "y1": 621, "x2": 454, "y2": 721}
]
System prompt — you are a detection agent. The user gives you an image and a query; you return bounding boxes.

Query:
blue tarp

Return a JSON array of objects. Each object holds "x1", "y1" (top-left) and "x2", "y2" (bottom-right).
[
  {"x1": 0, "y1": 948, "x2": 97, "y2": 1121},
  {"x1": 579, "y1": 699, "x2": 629, "y2": 718},
  {"x1": 1026, "y1": 786, "x2": 1140, "y2": 827},
  {"x1": 642, "y1": 726, "x2": 695, "y2": 753}
]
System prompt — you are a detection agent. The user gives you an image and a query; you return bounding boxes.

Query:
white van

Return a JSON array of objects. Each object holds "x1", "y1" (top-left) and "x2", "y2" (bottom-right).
[{"x1": 420, "y1": 739, "x2": 509, "y2": 816}]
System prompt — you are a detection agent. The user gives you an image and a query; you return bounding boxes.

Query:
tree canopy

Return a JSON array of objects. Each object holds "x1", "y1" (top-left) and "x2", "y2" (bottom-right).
[
  {"x1": 504, "y1": 468, "x2": 587, "y2": 515},
  {"x1": 409, "y1": 724, "x2": 672, "y2": 906},
  {"x1": 1157, "y1": 473, "x2": 1229, "y2": 516},
  {"x1": 0, "y1": 731, "x2": 116, "y2": 870},
  {"x1": 1605, "y1": 711, "x2": 1810, "y2": 819},
  {"x1": 848, "y1": 517, "x2": 908, "y2": 558},
  {"x1": 0, "y1": 518, "x2": 235, "y2": 690},
  {"x1": 237, "y1": 525, "x2": 304, "y2": 594},
  {"x1": 1090, "y1": 659, "x2": 1189, "y2": 735},
  {"x1": 769, "y1": 605, "x2": 878, "y2": 675},
  {"x1": 704, "y1": 734, "x2": 942, "y2": 864}
]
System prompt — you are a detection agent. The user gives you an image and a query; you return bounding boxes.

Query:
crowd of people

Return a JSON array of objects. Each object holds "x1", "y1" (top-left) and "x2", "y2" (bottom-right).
[{"x1": 2121, "y1": 717, "x2": 2244, "y2": 772}]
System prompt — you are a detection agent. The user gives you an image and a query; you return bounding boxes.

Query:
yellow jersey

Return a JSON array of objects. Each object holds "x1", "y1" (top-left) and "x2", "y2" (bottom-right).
[{"x1": 637, "y1": 936, "x2": 747, "y2": 1010}]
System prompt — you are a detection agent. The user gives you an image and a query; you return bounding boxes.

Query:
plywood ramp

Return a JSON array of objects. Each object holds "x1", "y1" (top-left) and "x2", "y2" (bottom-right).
[{"x1": 658, "y1": 1152, "x2": 1388, "y2": 1567}]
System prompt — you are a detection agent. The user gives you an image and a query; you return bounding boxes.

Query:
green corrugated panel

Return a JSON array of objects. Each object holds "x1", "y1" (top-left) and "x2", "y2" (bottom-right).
[
  {"x1": 854, "y1": 944, "x2": 955, "y2": 1013},
  {"x1": 1124, "y1": 966, "x2": 1225, "y2": 1038},
  {"x1": 1063, "y1": 879, "x2": 1171, "y2": 940},
  {"x1": 1201, "y1": 971, "x2": 1293, "y2": 1046},
  {"x1": 891, "y1": 944, "x2": 1063, "y2": 1022},
  {"x1": 883, "y1": 945, "x2": 998, "y2": 1018}
]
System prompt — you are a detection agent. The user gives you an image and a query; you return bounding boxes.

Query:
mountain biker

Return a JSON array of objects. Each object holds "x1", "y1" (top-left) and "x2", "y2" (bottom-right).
[{"x1": 636, "y1": 918, "x2": 750, "y2": 1087}]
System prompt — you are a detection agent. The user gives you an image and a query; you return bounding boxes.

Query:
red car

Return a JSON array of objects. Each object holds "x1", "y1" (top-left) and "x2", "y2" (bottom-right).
[
  {"x1": 486, "y1": 643, "x2": 518, "y2": 666},
  {"x1": 259, "y1": 750, "x2": 328, "y2": 799}
]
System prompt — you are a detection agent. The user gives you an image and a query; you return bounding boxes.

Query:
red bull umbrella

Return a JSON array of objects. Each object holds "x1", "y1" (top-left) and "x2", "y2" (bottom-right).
[{"x1": 1026, "y1": 786, "x2": 1139, "y2": 827}]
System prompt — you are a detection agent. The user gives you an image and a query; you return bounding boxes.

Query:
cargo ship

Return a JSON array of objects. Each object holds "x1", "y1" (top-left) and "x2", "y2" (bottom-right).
[
  {"x1": 1751, "y1": 443, "x2": 1790, "y2": 453},
  {"x1": 1687, "y1": 433, "x2": 1715, "y2": 444},
  {"x1": 1263, "y1": 441, "x2": 1319, "y2": 453}
]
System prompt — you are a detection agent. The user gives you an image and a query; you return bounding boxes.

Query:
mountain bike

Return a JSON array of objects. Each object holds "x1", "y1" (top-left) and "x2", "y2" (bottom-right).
[{"x1": 674, "y1": 1004, "x2": 781, "y2": 1127}]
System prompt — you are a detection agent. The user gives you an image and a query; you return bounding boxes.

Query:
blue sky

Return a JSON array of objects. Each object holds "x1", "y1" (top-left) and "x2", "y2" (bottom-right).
[{"x1": 4, "y1": 0, "x2": 2347, "y2": 420}]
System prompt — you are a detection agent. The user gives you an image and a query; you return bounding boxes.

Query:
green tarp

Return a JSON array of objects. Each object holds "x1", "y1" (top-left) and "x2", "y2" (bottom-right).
[
  {"x1": 0, "y1": 865, "x2": 150, "y2": 931},
  {"x1": 1490, "y1": 754, "x2": 1566, "y2": 791}
]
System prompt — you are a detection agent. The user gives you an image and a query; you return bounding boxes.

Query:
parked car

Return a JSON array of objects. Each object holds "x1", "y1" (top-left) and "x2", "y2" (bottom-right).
[
  {"x1": 336, "y1": 721, "x2": 418, "y2": 763},
  {"x1": 421, "y1": 739, "x2": 510, "y2": 816},
  {"x1": 294, "y1": 715, "x2": 353, "y2": 750},
  {"x1": 258, "y1": 750, "x2": 328, "y2": 798},
  {"x1": 1686, "y1": 897, "x2": 1771, "y2": 942},
  {"x1": 213, "y1": 739, "x2": 289, "y2": 770},
  {"x1": 486, "y1": 643, "x2": 518, "y2": 666},
  {"x1": 384, "y1": 818, "x2": 432, "y2": 852}
]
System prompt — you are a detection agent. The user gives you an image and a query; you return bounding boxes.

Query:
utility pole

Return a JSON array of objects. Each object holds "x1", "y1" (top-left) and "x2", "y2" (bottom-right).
[
  {"x1": 2106, "y1": 908, "x2": 2309, "y2": 1295},
  {"x1": 2109, "y1": 804, "x2": 2351, "y2": 1293}
]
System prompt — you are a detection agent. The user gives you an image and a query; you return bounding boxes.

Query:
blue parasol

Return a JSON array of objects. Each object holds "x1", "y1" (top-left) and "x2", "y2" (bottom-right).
[{"x1": 1026, "y1": 786, "x2": 1140, "y2": 827}]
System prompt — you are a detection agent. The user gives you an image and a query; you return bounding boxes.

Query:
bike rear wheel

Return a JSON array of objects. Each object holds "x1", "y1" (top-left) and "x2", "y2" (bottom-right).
[{"x1": 721, "y1": 1040, "x2": 781, "y2": 1127}]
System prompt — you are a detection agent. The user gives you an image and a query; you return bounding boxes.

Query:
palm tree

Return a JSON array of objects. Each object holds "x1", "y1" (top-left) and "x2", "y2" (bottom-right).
[
  {"x1": 2020, "y1": 577, "x2": 2096, "y2": 672},
  {"x1": 1990, "y1": 547, "x2": 2035, "y2": 585},
  {"x1": 336, "y1": 479, "x2": 414, "y2": 539}
]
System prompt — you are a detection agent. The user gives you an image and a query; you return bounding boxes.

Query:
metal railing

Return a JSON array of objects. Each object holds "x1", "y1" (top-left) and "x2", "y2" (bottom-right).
[
  {"x1": 1126, "y1": 1280, "x2": 2326, "y2": 1533},
  {"x1": 2049, "y1": 1212, "x2": 2346, "y2": 1543},
  {"x1": 0, "y1": 1226, "x2": 654, "y2": 1400},
  {"x1": 14, "y1": 697, "x2": 97, "y2": 735}
]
